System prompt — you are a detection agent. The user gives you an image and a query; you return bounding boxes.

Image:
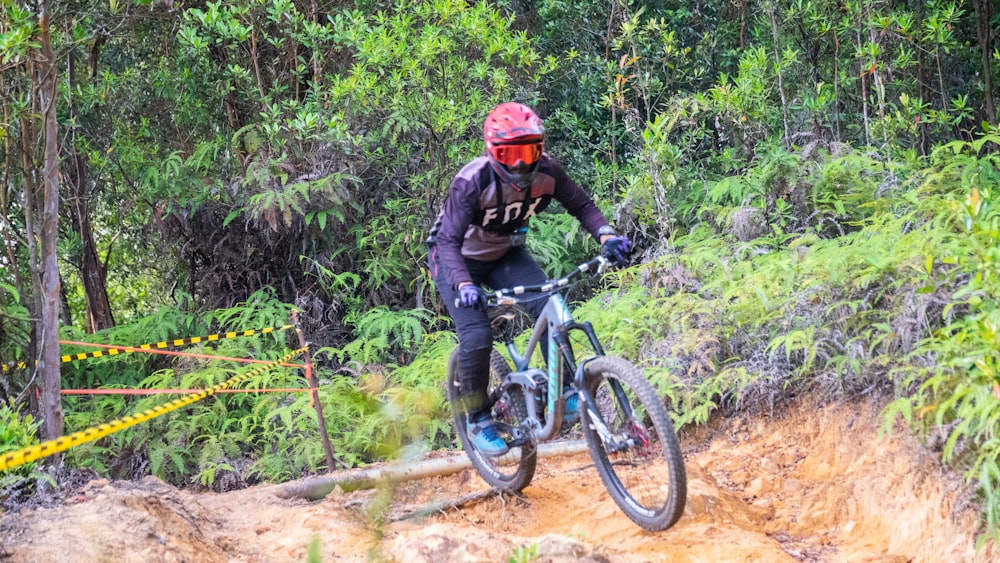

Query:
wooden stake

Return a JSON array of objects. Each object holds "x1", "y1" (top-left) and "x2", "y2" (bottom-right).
[{"x1": 291, "y1": 310, "x2": 337, "y2": 471}]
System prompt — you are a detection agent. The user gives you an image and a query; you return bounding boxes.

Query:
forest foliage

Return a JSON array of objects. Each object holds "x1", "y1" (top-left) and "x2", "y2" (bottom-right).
[{"x1": 2, "y1": 0, "x2": 1000, "y2": 545}]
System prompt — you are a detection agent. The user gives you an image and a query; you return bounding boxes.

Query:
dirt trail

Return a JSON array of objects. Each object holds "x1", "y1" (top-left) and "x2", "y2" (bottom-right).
[{"x1": 2, "y1": 398, "x2": 995, "y2": 562}]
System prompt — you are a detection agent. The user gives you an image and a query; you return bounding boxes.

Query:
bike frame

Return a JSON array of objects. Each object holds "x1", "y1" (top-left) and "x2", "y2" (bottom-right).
[
  {"x1": 454, "y1": 255, "x2": 688, "y2": 532},
  {"x1": 488, "y1": 257, "x2": 630, "y2": 443}
]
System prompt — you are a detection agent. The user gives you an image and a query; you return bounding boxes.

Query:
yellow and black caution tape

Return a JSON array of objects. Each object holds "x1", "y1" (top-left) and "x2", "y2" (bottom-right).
[
  {"x1": 0, "y1": 324, "x2": 295, "y2": 371},
  {"x1": 58, "y1": 324, "x2": 295, "y2": 363},
  {"x1": 0, "y1": 347, "x2": 306, "y2": 472}
]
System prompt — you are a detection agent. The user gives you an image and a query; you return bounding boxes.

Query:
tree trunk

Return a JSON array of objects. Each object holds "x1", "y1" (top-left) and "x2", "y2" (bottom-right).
[
  {"x1": 913, "y1": 0, "x2": 930, "y2": 156},
  {"x1": 767, "y1": 0, "x2": 791, "y2": 150},
  {"x1": 66, "y1": 45, "x2": 115, "y2": 332},
  {"x1": 972, "y1": 0, "x2": 996, "y2": 124},
  {"x1": 857, "y1": 27, "x2": 871, "y2": 146},
  {"x1": 19, "y1": 78, "x2": 42, "y2": 413},
  {"x1": 1, "y1": 73, "x2": 26, "y2": 294},
  {"x1": 37, "y1": 3, "x2": 65, "y2": 441}
]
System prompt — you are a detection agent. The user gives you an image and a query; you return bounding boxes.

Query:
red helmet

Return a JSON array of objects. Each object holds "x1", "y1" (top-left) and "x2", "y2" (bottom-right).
[{"x1": 484, "y1": 102, "x2": 544, "y2": 190}]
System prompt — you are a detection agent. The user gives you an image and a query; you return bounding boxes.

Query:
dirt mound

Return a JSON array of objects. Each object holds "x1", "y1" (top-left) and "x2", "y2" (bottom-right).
[{"x1": 2, "y1": 398, "x2": 995, "y2": 562}]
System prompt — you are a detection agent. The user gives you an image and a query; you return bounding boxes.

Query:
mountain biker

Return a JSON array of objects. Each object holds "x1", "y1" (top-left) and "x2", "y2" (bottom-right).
[{"x1": 427, "y1": 102, "x2": 632, "y2": 456}]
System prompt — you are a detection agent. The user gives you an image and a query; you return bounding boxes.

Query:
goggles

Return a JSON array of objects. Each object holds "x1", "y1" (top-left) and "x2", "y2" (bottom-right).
[{"x1": 492, "y1": 142, "x2": 542, "y2": 168}]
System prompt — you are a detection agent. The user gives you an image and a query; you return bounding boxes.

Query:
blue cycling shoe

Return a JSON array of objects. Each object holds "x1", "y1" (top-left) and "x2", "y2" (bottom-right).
[
  {"x1": 562, "y1": 387, "x2": 580, "y2": 425},
  {"x1": 467, "y1": 415, "x2": 509, "y2": 457}
]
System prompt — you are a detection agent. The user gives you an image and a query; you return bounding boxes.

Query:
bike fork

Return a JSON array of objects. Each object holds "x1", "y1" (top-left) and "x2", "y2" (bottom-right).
[{"x1": 577, "y1": 367, "x2": 637, "y2": 453}]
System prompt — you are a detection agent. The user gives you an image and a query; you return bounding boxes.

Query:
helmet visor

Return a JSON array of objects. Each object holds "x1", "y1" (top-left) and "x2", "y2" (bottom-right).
[{"x1": 493, "y1": 142, "x2": 542, "y2": 168}]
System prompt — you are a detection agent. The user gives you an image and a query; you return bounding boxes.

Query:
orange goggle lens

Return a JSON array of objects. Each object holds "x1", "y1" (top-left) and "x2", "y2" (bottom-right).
[{"x1": 493, "y1": 143, "x2": 542, "y2": 167}]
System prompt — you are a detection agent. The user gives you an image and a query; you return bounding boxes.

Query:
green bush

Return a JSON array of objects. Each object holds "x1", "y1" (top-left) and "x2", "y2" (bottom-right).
[{"x1": 0, "y1": 400, "x2": 55, "y2": 505}]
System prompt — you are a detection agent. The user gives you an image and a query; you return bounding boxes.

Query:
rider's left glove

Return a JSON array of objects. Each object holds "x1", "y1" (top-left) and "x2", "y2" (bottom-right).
[{"x1": 601, "y1": 236, "x2": 633, "y2": 266}]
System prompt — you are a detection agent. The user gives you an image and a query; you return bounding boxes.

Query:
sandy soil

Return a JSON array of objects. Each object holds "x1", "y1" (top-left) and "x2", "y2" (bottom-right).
[{"x1": 1, "y1": 398, "x2": 996, "y2": 562}]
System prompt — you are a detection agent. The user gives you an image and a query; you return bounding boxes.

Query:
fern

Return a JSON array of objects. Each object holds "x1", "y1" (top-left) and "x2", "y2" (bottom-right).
[
  {"x1": 706, "y1": 174, "x2": 758, "y2": 207},
  {"x1": 0, "y1": 401, "x2": 57, "y2": 502},
  {"x1": 340, "y1": 306, "x2": 433, "y2": 365}
]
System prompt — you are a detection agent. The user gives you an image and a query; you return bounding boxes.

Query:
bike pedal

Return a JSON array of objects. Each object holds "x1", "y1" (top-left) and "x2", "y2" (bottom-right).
[
  {"x1": 496, "y1": 422, "x2": 533, "y2": 447},
  {"x1": 506, "y1": 435, "x2": 533, "y2": 448}
]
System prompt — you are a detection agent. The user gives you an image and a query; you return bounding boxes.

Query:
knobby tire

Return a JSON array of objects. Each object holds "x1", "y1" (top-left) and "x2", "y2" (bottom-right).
[
  {"x1": 580, "y1": 356, "x2": 687, "y2": 531},
  {"x1": 447, "y1": 348, "x2": 537, "y2": 492}
]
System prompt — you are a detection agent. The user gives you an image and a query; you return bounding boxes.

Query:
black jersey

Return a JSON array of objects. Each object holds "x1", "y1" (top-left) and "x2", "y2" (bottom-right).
[{"x1": 427, "y1": 154, "x2": 608, "y2": 289}]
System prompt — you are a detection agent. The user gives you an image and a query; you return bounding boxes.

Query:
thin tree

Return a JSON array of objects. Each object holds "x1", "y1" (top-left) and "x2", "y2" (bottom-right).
[
  {"x1": 766, "y1": 0, "x2": 791, "y2": 149},
  {"x1": 36, "y1": 0, "x2": 65, "y2": 440},
  {"x1": 971, "y1": 0, "x2": 995, "y2": 124},
  {"x1": 65, "y1": 28, "x2": 114, "y2": 332}
]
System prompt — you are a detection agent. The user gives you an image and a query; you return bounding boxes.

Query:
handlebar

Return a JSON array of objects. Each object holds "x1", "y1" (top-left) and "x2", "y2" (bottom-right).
[{"x1": 454, "y1": 255, "x2": 612, "y2": 309}]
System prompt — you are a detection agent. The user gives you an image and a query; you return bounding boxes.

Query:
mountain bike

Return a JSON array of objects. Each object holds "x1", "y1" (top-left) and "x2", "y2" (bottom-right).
[{"x1": 445, "y1": 255, "x2": 687, "y2": 531}]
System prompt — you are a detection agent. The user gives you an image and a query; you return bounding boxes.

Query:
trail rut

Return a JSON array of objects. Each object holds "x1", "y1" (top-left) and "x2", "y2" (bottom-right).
[{"x1": 2, "y1": 398, "x2": 995, "y2": 562}]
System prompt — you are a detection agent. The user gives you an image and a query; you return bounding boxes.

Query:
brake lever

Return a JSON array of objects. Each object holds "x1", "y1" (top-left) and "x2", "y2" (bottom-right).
[{"x1": 595, "y1": 255, "x2": 611, "y2": 275}]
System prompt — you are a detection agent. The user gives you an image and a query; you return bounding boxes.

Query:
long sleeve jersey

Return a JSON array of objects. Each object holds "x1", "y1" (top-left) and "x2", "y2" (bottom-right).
[{"x1": 427, "y1": 154, "x2": 609, "y2": 289}]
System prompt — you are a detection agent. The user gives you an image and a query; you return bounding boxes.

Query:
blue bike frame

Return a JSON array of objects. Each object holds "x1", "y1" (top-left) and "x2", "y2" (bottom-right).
[{"x1": 491, "y1": 262, "x2": 610, "y2": 442}]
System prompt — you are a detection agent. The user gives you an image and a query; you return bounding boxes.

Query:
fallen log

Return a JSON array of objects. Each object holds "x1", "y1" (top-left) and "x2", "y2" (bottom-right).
[{"x1": 275, "y1": 440, "x2": 588, "y2": 501}]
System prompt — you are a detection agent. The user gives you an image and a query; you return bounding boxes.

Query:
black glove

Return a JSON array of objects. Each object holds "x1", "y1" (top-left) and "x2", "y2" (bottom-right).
[
  {"x1": 602, "y1": 235, "x2": 633, "y2": 265},
  {"x1": 457, "y1": 284, "x2": 487, "y2": 311}
]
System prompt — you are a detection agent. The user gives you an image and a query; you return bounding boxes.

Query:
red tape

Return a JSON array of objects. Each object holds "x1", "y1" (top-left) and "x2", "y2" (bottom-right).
[
  {"x1": 59, "y1": 340, "x2": 307, "y2": 368},
  {"x1": 61, "y1": 388, "x2": 316, "y2": 395}
]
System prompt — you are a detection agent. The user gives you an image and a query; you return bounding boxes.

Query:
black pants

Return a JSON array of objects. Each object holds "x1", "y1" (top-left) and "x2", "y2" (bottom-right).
[{"x1": 431, "y1": 246, "x2": 547, "y2": 419}]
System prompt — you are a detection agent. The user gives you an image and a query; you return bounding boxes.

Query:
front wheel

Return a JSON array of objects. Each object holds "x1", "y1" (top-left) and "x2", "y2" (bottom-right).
[
  {"x1": 580, "y1": 356, "x2": 687, "y2": 531},
  {"x1": 446, "y1": 348, "x2": 537, "y2": 492}
]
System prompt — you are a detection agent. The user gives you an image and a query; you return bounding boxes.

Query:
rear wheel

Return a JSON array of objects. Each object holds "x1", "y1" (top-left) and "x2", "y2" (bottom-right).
[
  {"x1": 447, "y1": 348, "x2": 537, "y2": 491},
  {"x1": 580, "y1": 356, "x2": 686, "y2": 531}
]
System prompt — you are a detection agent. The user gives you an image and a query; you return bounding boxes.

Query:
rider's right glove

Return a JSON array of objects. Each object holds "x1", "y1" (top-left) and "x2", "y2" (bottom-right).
[
  {"x1": 457, "y1": 284, "x2": 487, "y2": 311},
  {"x1": 602, "y1": 235, "x2": 633, "y2": 266}
]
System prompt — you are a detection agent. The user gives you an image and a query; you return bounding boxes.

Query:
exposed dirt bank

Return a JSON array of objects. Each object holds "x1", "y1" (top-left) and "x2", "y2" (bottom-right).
[{"x1": 2, "y1": 398, "x2": 995, "y2": 562}]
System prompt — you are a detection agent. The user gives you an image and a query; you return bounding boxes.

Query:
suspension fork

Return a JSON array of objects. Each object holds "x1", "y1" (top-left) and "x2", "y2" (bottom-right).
[{"x1": 567, "y1": 320, "x2": 636, "y2": 434}]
